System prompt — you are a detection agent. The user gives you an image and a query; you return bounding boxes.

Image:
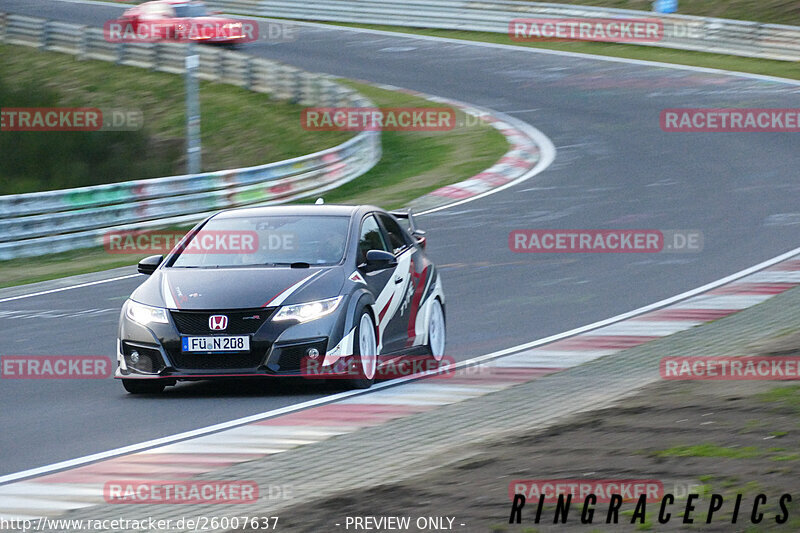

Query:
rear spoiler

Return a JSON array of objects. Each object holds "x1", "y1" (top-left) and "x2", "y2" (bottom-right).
[
  {"x1": 390, "y1": 209, "x2": 418, "y2": 232},
  {"x1": 390, "y1": 209, "x2": 427, "y2": 248}
]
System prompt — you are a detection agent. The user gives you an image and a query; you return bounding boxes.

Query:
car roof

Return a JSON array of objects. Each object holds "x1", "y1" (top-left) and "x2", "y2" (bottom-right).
[{"x1": 212, "y1": 204, "x2": 381, "y2": 220}]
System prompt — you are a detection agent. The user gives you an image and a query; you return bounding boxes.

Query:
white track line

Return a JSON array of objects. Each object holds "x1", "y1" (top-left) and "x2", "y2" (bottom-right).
[
  {"x1": 3, "y1": 244, "x2": 800, "y2": 485},
  {"x1": 3, "y1": 0, "x2": 799, "y2": 486},
  {"x1": 0, "y1": 274, "x2": 141, "y2": 303}
]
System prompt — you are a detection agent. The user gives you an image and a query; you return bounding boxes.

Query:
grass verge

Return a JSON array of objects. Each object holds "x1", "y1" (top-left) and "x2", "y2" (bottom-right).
[
  {"x1": 0, "y1": 43, "x2": 352, "y2": 193},
  {"x1": 0, "y1": 82, "x2": 508, "y2": 288}
]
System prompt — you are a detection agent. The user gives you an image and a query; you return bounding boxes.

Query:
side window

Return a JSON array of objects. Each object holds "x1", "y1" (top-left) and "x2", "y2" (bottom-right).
[
  {"x1": 378, "y1": 214, "x2": 411, "y2": 254},
  {"x1": 142, "y1": 2, "x2": 173, "y2": 18},
  {"x1": 358, "y1": 215, "x2": 388, "y2": 264}
]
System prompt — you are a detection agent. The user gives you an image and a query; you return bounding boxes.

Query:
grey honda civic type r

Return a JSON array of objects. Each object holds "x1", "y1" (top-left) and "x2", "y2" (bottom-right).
[{"x1": 116, "y1": 204, "x2": 446, "y2": 393}]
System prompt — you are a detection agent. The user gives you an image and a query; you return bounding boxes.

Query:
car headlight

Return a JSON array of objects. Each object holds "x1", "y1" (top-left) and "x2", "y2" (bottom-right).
[
  {"x1": 273, "y1": 296, "x2": 343, "y2": 324},
  {"x1": 126, "y1": 300, "x2": 169, "y2": 326}
]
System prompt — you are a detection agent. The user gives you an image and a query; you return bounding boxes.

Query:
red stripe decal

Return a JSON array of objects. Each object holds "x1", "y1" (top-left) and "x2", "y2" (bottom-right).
[{"x1": 378, "y1": 294, "x2": 394, "y2": 323}]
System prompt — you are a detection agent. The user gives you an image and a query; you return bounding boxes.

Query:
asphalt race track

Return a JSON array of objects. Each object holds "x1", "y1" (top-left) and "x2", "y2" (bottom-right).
[{"x1": 1, "y1": 0, "x2": 799, "y2": 477}]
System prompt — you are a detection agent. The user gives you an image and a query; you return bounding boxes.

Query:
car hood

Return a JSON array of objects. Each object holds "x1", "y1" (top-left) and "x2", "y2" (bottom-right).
[{"x1": 131, "y1": 266, "x2": 345, "y2": 310}]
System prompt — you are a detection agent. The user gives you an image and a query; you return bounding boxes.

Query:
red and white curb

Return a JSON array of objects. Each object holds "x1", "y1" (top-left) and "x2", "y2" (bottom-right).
[
  {"x1": 3, "y1": 252, "x2": 800, "y2": 520},
  {"x1": 366, "y1": 83, "x2": 546, "y2": 214}
]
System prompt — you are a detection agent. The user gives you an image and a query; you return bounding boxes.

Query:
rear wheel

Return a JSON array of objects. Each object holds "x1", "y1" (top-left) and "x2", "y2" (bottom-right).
[
  {"x1": 426, "y1": 299, "x2": 446, "y2": 361},
  {"x1": 122, "y1": 379, "x2": 166, "y2": 395},
  {"x1": 347, "y1": 310, "x2": 377, "y2": 389}
]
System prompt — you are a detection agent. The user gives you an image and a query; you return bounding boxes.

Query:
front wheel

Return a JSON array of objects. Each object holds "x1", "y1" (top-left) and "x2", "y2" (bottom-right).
[
  {"x1": 426, "y1": 299, "x2": 446, "y2": 361},
  {"x1": 122, "y1": 379, "x2": 165, "y2": 395},
  {"x1": 346, "y1": 310, "x2": 378, "y2": 389}
]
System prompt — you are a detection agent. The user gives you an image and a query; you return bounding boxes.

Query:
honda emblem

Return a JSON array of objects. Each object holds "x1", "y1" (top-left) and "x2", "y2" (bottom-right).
[{"x1": 209, "y1": 315, "x2": 228, "y2": 331}]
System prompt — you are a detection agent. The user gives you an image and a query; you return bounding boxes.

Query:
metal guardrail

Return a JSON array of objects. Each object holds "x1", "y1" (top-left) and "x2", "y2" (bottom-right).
[
  {"x1": 206, "y1": 0, "x2": 800, "y2": 61},
  {"x1": 0, "y1": 13, "x2": 381, "y2": 260}
]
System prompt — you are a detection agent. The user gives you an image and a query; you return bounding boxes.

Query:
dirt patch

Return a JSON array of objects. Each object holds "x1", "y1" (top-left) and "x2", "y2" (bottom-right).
[{"x1": 270, "y1": 345, "x2": 800, "y2": 531}]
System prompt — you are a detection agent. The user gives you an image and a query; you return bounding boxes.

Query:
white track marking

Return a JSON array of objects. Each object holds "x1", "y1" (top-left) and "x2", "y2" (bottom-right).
[
  {"x1": 0, "y1": 274, "x2": 140, "y2": 303},
  {"x1": 3, "y1": 246, "x2": 800, "y2": 486},
  {"x1": 744, "y1": 271, "x2": 800, "y2": 283},
  {"x1": 670, "y1": 294, "x2": 774, "y2": 309},
  {"x1": 589, "y1": 320, "x2": 701, "y2": 336},
  {"x1": 3, "y1": 0, "x2": 800, "y2": 487}
]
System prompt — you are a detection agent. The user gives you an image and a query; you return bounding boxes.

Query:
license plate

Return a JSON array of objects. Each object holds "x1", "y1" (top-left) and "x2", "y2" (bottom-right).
[{"x1": 182, "y1": 336, "x2": 250, "y2": 352}]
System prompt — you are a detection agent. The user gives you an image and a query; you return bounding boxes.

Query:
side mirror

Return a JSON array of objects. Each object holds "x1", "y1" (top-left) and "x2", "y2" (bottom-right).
[
  {"x1": 412, "y1": 229, "x2": 427, "y2": 249},
  {"x1": 138, "y1": 255, "x2": 163, "y2": 275},
  {"x1": 364, "y1": 250, "x2": 396, "y2": 272}
]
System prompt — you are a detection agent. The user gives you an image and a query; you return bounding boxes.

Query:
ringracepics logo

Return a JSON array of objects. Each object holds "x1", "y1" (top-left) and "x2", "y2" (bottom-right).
[
  {"x1": 509, "y1": 230, "x2": 703, "y2": 253},
  {"x1": 661, "y1": 357, "x2": 800, "y2": 380},
  {"x1": 301, "y1": 108, "x2": 456, "y2": 131},
  {"x1": 104, "y1": 481, "x2": 258, "y2": 504},
  {"x1": 509, "y1": 483, "x2": 794, "y2": 526},
  {"x1": 0, "y1": 108, "x2": 143, "y2": 132},
  {"x1": 103, "y1": 19, "x2": 261, "y2": 43},
  {"x1": 103, "y1": 230, "x2": 259, "y2": 254},
  {"x1": 1, "y1": 356, "x2": 112, "y2": 379},
  {"x1": 509, "y1": 18, "x2": 664, "y2": 43},
  {"x1": 661, "y1": 109, "x2": 800, "y2": 132}
]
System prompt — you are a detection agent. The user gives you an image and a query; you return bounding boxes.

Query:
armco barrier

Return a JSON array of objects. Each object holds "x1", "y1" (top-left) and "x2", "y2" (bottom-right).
[
  {"x1": 205, "y1": 0, "x2": 800, "y2": 62},
  {"x1": 0, "y1": 13, "x2": 381, "y2": 260}
]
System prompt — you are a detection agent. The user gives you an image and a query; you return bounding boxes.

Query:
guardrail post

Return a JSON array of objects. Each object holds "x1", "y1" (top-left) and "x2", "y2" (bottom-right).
[
  {"x1": 245, "y1": 56, "x2": 254, "y2": 90},
  {"x1": 217, "y1": 49, "x2": 225, "y2": 81},
  {"x1": 150, "y1": 42, "x2": 157, "y2": 70},
  {"x1": 291, "y1": 69, "x2": 302, "y2": 104},
  {"x1": 77, "y1": 26, "x2": 88, "y2": 60},
  {"x1": 116, "y1": 42, "x2": 125, "y2": 64},
  {"x1": 0, "y1": 13, "x2": 7, "y2": 43},
  {"x1": 39, "y1": 20, "x2": 50, "y2": 50}
]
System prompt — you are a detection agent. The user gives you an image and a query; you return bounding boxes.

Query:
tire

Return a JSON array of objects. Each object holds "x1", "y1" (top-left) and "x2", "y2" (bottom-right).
[
  {"x1": 122, "y1": 379, "x2": 166, "y2": 394},
  {"x1": 346, "y1": 310, "x2": 378, "y2": 389},
  {"x1": 426, "y1": 298, "x2": 446, "y2": 361}
]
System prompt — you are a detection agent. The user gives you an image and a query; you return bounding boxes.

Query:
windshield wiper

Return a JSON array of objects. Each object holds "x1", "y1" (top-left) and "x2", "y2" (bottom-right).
[{"x1": 268, "y1": 262, "x2": 311, "y2": 269}]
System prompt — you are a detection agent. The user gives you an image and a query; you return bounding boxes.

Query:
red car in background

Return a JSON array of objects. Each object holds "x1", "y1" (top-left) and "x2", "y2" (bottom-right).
[{"x1": 110, "y1": 0, "x2": 255, "y2": 44}]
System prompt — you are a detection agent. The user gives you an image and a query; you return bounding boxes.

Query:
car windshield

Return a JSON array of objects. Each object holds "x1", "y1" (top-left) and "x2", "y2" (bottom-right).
[
  {"x1": 170, "y1": 215, "x2": 350, "y2": 268},
  {"x1": 173, "y1": 4, "x2": 208, "y2": 17}
]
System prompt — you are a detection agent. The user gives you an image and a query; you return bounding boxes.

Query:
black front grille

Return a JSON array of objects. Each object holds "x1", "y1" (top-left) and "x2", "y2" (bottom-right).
[
  {"x1": 170, "y1": 309, "x2": 274, "y2": 335},
  {"x1": 169, "y1": 350, "x2": 267, "y2": 370}
]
